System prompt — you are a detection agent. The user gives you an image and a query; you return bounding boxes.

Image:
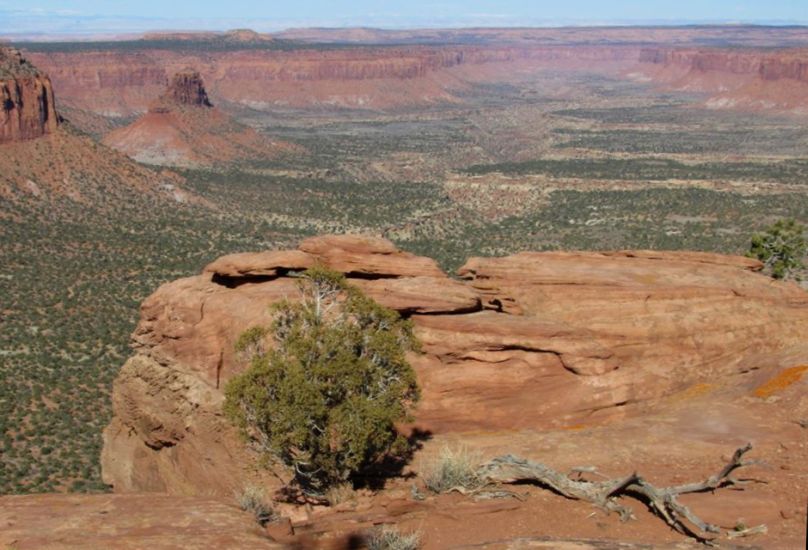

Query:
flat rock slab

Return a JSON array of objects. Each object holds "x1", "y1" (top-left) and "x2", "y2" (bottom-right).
[{"x1": 0, "y1": 494, "x2": 279, "y2": 549}]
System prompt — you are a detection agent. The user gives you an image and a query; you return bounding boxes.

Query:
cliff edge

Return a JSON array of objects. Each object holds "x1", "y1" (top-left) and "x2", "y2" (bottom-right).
[{"x1": 0, "y1": 48, "x2": 59, "y2": 144}]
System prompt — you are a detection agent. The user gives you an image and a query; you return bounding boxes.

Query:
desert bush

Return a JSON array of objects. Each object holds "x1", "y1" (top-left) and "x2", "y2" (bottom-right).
[
  {"x1": 224, "y1": 267, "x2": 420, "y2": 493},
  {"x1": 747, "y1": 218, "x2": 807, "y2": 279},
  {"x1": 235, "y1": 484, "x2": 275, "y2": 526},
  {"x1": 366, "y1": 526, "x2": 421, "y2": 550},
  {"x1": 422, "y1": 445, "x2": 483, "y2": 494}
]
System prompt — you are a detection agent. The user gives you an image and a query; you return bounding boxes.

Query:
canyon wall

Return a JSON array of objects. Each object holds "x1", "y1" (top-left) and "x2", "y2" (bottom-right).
[
  {"x1": 636, "y1": 47, "x2": 808, "y2": 112},
  {"x1": 27, "y1": 45, "x2": 638, "y2": 115},
  {"x1": 101, "y1": 235, "x2": 808, "y2": 496},
  {"x1": 0, "y1": 48, "x2": 59, "y2": 144},
  {"x1": 639, "y1": 47, "x2": 808, "y2": 84},
  {"x1": 26, "y1": 39, "x2": 808, "y2": 117}
]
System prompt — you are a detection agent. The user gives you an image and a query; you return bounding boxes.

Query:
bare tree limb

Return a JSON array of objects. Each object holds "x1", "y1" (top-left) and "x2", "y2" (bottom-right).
[{"x1": 476, "y1": 444, "x2": 758, "y2": 544}]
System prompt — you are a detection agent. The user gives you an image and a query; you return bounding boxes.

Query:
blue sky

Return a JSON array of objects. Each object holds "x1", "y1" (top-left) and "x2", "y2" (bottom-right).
[{"x1": 1, "y1": 0, "x2": 807, "y2": 36}]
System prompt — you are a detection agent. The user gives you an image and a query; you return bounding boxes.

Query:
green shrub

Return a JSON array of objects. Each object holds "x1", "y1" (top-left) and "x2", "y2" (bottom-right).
[
  {"x1": 747, "y1": 218, "x2": 807, "y2": 280},
  {"x1": 224, "y1": 267, "x2": 419, "y2": 493}
]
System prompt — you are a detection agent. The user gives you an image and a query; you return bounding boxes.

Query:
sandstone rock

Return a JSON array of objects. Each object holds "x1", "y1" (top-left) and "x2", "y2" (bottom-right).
[
  {"x1": 265, "y1": 517, "x2": 294, "y2": 542},
  {"x1": 101, "y1": 353, "x2": 282, "y2": 495},
  {"x1": 102, "y1": 238, "x2": 808, "y2": 497},
  {"x1": 415, "y1": 311, "x2": 618, "y2": 376},
  {"x1": 0, "y1": 494, "x2": 280, "y2": 549},
  {"x1": 204, "y1": 250, "x2": 316, "y2": 279},
  {"x1": 0, "y1": 48, "x2": 59, "y2": 144},
  {"x1": 457, "y1": 250, "x2": 808, "y2": 380},
  {"x1": 161, "y1": 69, "x2": 212, "y2": 108},
  {"x1": 131, "y1": 274, "x2": 299, "y2": 387},
  {"x1": 300, "y1": 234, "x2": 445, "y2": 278},
  {"x1": 353, "y1": 276, "x2": 481, "y2": 314}
]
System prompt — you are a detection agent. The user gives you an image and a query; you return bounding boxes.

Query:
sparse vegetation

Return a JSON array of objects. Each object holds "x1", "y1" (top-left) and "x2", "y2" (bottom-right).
[
  {"x1": 747, "y1": 218, "x2": 807, "y2": 279},
  {"x1": 423, "y1": 445, "x2": 483, "y2": 494},
  {"x1": 223, "y1": 267, "x2": 420, "y2": 493},
  {"x1": 235, "y1": 484, "x2": 276, "y2": 526},
  {"x1": 366, "y1": 526, "x2": 422, "y2": 550}
]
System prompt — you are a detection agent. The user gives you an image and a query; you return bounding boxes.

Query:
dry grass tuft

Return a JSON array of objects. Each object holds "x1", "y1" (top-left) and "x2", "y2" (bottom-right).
[
  {"x1": 366, "y1": 526, "x2": 421, "y2": 550},
  {"x1": 235, "y1": 484, "x2": 276, "y2": 526},
  {"x1": 325, "y1": 482, "x2": 356, "y2": 505},
  {"x1": 422, "y1": 445, "x2": 483, "y2": 494}
]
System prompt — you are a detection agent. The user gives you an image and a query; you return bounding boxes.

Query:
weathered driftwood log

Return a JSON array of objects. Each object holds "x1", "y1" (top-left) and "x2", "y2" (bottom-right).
[{"x1": 476, "y1": 443, "x2": 757, "y2": 543}]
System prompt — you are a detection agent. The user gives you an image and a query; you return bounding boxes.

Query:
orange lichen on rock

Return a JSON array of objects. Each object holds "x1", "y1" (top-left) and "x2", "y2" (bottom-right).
[
  {"x1": 670, "y1": 382, "x2": 714, "y2": 402},
  {"x1": 753, "y1": 365, "x2": 808, "y2": 398}
]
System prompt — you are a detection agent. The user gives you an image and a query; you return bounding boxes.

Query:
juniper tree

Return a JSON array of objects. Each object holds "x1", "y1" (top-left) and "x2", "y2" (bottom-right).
[
  {"x1": 747, "y1": 218, "x2": 807, "y2": 280},
  {"x1": 224, "y1": 266, "x2": 419, "y2": 493}
]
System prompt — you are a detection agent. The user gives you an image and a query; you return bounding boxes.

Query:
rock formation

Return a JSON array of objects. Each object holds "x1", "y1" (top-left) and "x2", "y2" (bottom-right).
[
  {"x1": 636, "y1": 47, "x2": 808, "y2": 112},
  {"x1": 156, "y1": 69, "x2": 212, "y2": 109},
  {"x1": 22, "y1": 27, "x2": 808, "y2": 115},
  {"x1": 0, "y1": 48, "x2": 59, "y2": 144},
  {"x1": 0, "y1": 50, "x2": 192, "y2": 202},
  {"x1": 103, "y1": 69, "x2": 296, "y2": 167},
  {"x1": 101, "y1": 235, "x2": 808, "y2": 496},
  {"x1": 28, "y1": 44, "x2": 637, "y2": 115}
]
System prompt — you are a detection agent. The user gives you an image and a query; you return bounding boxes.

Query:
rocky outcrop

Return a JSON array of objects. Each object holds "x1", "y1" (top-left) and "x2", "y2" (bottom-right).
[
  {"x1": 155, "y1": 69, "x2": 212, "y2": 110},
  {"x1": 102, "y1": 69, "x2": 297, "y2": 167},
  {"x1": 636, "y1": 47, "x2": 808, "y2": 112},
  {"x1": 0, "y1": 48, "x2": 59, "y2": 144},
  {"x1": 102, "y1": 235, "x2": 808, "y2": 496},
  {"x1": 0, "y1": 51, "x2": 195, "y2": 202}
]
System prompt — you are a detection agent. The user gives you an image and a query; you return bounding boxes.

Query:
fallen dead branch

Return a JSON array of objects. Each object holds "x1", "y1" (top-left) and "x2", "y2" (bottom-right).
[{"x1": 476, "y1": 443, "x2": 760, "y2": 544}]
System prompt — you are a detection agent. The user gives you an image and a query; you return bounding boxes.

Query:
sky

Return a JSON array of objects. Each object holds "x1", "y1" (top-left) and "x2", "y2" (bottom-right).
[{"x1": 1, "y1": 0, "x2": 807, "y2": 36}]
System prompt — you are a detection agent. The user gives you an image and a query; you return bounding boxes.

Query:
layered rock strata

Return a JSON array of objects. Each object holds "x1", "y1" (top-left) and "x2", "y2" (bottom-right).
[
  {"x1": 637, "y1": 47, "x2": 808, "y2": 111},
  {"x1": 159, "y1": 69, "x2": 212, "y2": 108},
  {"x1": 29, "y1": 45, "x2": 637, "y2": 114},
  {"x1": 0, "y1": 48, "x2": 59, "y2": 144}
]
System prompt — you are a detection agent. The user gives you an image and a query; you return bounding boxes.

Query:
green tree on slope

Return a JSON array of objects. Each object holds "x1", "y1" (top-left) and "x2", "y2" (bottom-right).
[{"x1": 747, "y1": 218, "x2": 807, "y2": 280}]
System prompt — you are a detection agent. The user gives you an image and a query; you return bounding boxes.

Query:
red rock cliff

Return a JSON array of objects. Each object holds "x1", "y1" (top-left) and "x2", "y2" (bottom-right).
[
  {"x1": 160, "y1": 69, "x2": 212, "y2": 108},
  {"x1": 637, "y1": 46, "x2": 808, "y2": 111},
  {"x1": 27, "y1": 45, "x2": 637, "y2": 114},
  {"x1": 640, "y1": 47, "x2": 808, "y2": 83},
  {"x1": 0, "y1": 48, "x2": 59, "y2": 144}
]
